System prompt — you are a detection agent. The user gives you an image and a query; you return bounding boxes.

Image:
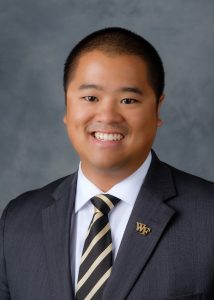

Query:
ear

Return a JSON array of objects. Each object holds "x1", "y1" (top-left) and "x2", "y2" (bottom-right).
[
  {"x1": 157, "y1": 94, "x2": 165, "y2": 127},
  {"x1": 63, "y1": 114, "x2": 67, "y2": 124}
]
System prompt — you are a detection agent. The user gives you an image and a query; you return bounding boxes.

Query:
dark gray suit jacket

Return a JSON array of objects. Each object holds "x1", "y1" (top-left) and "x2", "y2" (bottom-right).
[{"x1": 1, "y1": 152, "x2": 214, "y2": 300}]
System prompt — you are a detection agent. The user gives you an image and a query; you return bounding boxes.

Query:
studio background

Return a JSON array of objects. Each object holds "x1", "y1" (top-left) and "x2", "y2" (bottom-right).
[{"x1": 1, "y1": 0, "x2": 214, "y2": 214}]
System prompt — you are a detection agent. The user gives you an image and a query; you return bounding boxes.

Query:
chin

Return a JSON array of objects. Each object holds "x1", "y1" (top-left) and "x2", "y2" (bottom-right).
[
  {"x1": 84, "y1": 157, "x2": 120, "y2": 171},
  {"x1": 93, "y1": 162, "x2": 120, "y2": 171}
]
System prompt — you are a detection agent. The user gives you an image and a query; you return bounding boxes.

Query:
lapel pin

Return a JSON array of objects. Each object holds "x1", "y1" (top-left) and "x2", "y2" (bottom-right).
[{"x1": 136, "y1": 222, "x2": 151, "y2": 236}]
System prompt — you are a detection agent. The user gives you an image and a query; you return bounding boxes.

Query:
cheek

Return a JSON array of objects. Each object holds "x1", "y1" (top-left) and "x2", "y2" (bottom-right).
[
  {"x1": 130, "y1": 112, "x2": 158, "y2": 132},
  {"x1": 66, "y1": 100, "x2": 95, "y2": 126},
  {"x1": 65, "y1": 108, "x2": 85, "y2": 128}
]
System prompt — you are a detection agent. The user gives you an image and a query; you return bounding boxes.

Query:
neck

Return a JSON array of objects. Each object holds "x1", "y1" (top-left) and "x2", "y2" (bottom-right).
[{"x1": 81, "y1": 161, "x2": 147, "y2": 192}]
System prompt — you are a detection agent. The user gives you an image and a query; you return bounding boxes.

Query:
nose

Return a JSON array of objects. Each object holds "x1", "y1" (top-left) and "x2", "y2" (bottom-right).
[{"x1": 94, "y1": 98, "x2": 124, "y2": 124}]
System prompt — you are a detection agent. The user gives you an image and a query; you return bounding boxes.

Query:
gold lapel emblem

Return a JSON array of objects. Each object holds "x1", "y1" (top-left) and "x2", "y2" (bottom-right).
[{"x1": 136, "y1": 222, "x2": 151, "y2": 236}]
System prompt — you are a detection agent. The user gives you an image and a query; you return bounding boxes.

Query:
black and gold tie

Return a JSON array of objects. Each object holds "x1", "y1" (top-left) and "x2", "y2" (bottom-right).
[{"x1": 76, "y1": 194, "x2": 120, "y2": 300}]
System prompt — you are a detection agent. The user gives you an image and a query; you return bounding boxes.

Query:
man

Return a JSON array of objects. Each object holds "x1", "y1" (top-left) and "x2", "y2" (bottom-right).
[{"x1": 0, "y1": 27, "x2": 214, "y2": 300}]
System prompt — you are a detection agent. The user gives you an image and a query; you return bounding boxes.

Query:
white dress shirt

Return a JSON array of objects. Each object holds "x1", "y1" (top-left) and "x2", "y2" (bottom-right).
[{"x1": 71, "y1": 152, "x2": 152, "y2": 291}]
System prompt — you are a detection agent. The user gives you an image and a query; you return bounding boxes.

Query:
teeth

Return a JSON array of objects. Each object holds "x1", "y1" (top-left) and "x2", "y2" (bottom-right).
[{"x1": 94, "y1": 132, "x2": 123, "y2": 141}]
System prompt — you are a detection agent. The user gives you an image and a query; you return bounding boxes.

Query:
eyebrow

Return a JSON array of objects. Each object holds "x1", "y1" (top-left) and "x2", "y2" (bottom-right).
[
  {"x1": 78, "y1": 84, "x2": 103, "y2": 91},
  {"x1": 119, "y1": 87, "x2": 143, "y2": 95},
  {"x1": 78, "y1": 84, "x2": 143, "y2": 95}
]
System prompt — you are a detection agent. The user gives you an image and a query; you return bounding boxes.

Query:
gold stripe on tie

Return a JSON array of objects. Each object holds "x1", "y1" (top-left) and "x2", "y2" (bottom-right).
[
  {"x1": 85, "y1": 212, "x2": 103, "y2": 240},
  {"x1": 96, "y1": 194, "x2": 114, "y2": 210},
  {"x1": 77, "y1": 243, "x2": 112, "y2": 291},
  {"x1": 85, "y1": 267, "x2": 112, "y2": 299},
  {"x1": 80, "y1": 223, "x2": 110, "y2": 264}
]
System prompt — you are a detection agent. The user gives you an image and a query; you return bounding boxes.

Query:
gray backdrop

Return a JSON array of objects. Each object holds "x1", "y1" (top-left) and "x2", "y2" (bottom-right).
[{"x1": 1, "y1": 0, "x2": 214, "y2": 214}]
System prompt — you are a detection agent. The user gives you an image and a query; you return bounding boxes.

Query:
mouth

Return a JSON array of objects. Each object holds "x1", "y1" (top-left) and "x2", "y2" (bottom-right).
[{"x1": 93, "y1": 132, "x2": 124, "y2": 142}]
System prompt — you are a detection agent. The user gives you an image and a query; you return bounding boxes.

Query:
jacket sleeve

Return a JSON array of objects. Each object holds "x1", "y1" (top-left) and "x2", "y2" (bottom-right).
[{"x1": 0, "y1": 205, "x2": 11, "y2": 300}]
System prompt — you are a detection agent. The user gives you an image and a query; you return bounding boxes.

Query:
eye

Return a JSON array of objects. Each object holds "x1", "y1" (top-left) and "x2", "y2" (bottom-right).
[
  {"x1": 121, "y1": 98, "x2": 138, "y2": 104},
  {"x1": 83, "y1": 96, "x2": 98, "y2": 102}
]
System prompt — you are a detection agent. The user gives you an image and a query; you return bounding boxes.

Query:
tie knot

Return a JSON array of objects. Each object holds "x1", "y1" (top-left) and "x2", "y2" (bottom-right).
[{"x1": 91, "y1": 194, "x2": 120, "y2": 215}]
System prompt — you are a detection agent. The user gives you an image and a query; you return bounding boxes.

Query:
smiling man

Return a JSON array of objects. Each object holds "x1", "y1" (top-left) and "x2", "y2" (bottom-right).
[{"x1": 1, "y1": 28, "x2": 214, "y2": 300}]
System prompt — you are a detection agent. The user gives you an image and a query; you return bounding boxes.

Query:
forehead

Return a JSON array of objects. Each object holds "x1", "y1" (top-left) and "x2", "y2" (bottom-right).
[{"x1": 70, "y1": 50, "x2": 150, "y2": 87}]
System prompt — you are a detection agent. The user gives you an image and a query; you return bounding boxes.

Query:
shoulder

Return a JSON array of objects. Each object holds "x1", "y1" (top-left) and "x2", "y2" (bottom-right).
[
  {"x1": 1, "y1": 173, "x2": 77, "y2": 220},
  {"x1": 168, "y1": 164, "x2": 214, "y2": 196},
  {"x1": 150, "y1": 150, "x2": 214, "y2": 209},
  {"x1": 160, "y1": 162, "x2": 214, "y2": 217},
  {"x1": 150, "y1": 151, "x2": 214, "y2": 198}
]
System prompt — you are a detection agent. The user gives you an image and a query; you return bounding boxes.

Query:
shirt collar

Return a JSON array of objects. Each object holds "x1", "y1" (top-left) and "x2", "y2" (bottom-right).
[{"x1": 75, "y1": 152, "x2": 152, "y2": 213}]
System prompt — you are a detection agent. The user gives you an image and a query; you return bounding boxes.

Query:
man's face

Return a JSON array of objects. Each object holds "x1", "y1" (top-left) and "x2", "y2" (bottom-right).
[{"x1": 64, "y1": 50, "x2": 163, "y2": 177}]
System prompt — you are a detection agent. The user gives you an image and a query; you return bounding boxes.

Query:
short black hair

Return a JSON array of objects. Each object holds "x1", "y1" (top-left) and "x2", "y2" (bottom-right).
[{"x1": 63, "y1": 27, "x2": 164, "y2": 100}]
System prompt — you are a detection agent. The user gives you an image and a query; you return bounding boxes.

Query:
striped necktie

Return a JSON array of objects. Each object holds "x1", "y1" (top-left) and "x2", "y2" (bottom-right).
[{"x1": 76, "y1": 194, "x2": 120, "y2": 300}]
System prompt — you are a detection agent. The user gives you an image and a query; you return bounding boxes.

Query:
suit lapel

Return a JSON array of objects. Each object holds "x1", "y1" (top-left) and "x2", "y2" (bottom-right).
[
  {"x1": 42, "y1": 173, "x2": 77, "y2": 300},
  {"x1": 103, "y1": 153, "x2": 177, "y2": 300}
]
